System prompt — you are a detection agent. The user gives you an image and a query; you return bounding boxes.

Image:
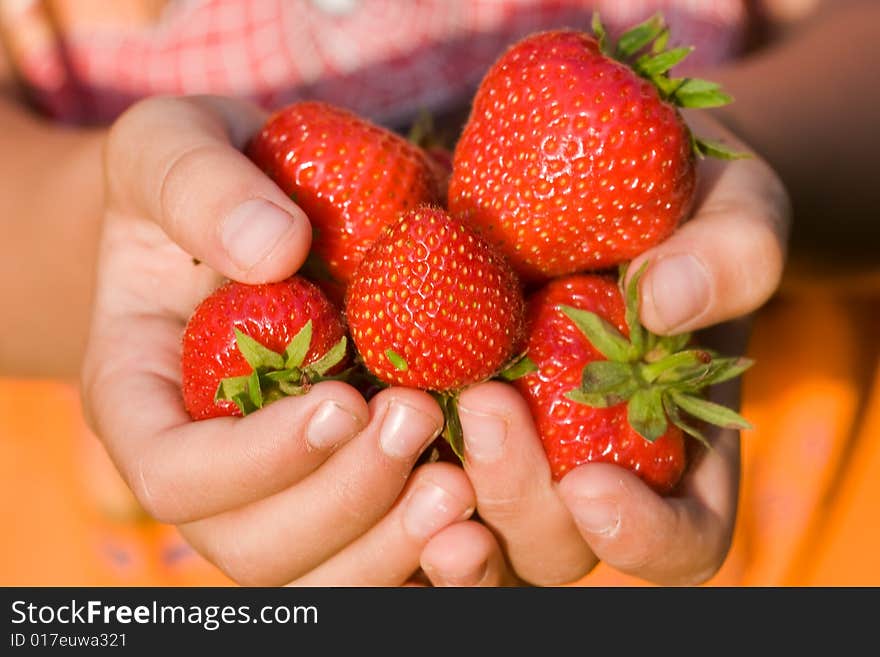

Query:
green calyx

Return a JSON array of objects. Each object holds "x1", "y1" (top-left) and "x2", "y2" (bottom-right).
[
  {"x1": 215, "y1": 320, "x2": 348, "y2": 416},
  {"x1": 425, "y1": 353, "x2": 538, "y2": 463},
  {"x1": 592, "y1": 12, "x2": 748, "y2": 161},
  {"x1": 562, "y1": 263, "x2": 753, "y2": 444},
  {"x1": 432, "y1": 392, "x2": 465, "y2": 461}
]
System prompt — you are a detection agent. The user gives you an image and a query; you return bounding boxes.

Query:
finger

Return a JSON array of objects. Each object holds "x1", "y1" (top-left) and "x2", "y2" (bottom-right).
[
  {"x1": 629, "y1": 112, "x2": 790, "y2": 334},
  {"x1": 81, "y1": 312, "x2": 371, "y2": 522},
  {"x1": 291, "y1": 463, "x2": 475, "y2": 586},
  {"x1": 105, "y1": 95, "x2": 311, "y2": 284},
  {"x1": 179, "y1": 388, "x2": 444, "y2": 585},
  {"x1": 458, "y1": 382, "x2": 597, "y2": 585},
  {"x1": 421, "y1": 521, "x2": 520, "y2": 587},
  {"x1": 558, "y1": 385, "x2": 740, "y2": 585}
]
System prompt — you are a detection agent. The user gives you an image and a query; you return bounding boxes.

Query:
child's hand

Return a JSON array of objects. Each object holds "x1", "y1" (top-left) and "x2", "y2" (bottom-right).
[
  {"x1": 81, "y1": 96, "x2": 475, "y2": 585},
  {"x1": 419, "y1": 115, "x2": 790, "y2": 587}
]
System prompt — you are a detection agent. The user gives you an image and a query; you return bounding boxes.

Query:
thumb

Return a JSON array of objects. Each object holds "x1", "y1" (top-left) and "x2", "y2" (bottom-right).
[{"x1": 105, "y1": 95, "x2": 311, "y2": 283}]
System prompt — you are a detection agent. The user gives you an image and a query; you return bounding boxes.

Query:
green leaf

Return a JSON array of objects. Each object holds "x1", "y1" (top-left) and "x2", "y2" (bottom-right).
[
  {"x1": 577, "y1": 360, "x2": 640, "y2": 406},
  {"x1": 436, "y1": 394, "x2": 464, "y2": 462},
  {"x1": 653, "y1": 75, "x2": 686, "y2": 99},
  {"x1": 278, "y1": 380, "x2": 308, "y2": 396},
  {"x1": 616, "y1": 13, "x2": 665, "y2": 59},
  {"x1": 627, "y1": 387, "x2": 668, "y2": 442},
  {"x1": 263, "y1": 368, "x2": 301, "y2": 383},
  {"x1": 560, "y1": 305, "x2": 635, "y2": 362},
  {"x1": 670, "y1": 391, "x2": 753, "y2": 431},
  {"x1": 646, "y1": 332, "x2": 692, "y2": 361},
  {"x1": 635, "y1": 46, "x2": 693, "y2": 77},
  {"x1": 385, "y1": 349, "x2": 409, "y2": 372},
  {"x1": 644, "y1": 349, "x2": 712, "y2": 383},
  {"x1": 581, "y1": 360, "x2": 634, "y2": 392},
  {"x1": 233, "y1": 328, "x2": 284, "y2": 371},
  {"x1": 652, "y1": 27, "x2": 670, "y2": 54},
  {"x1": 284, "y1": 320, "x2": 313, "y2": 369},
  {"x1": 622, "y1": 262, "x2": 649, "y2": 358},
  {"x1": 247, "y1": 369, "x2": 263, "y2": 410},
  {"x1": 230, "y1": 392, "x2": 253, "y2": 416},
  {"x1": 215, "y1": 375, "x2": 250, "y2": 403},
  {"x1": 591, "y1": 12, "x2": 609, "y2": 54},
  {"x1": 674, "y1": 77, "x2": 721, "y2": 94},
  {"x1": 673, "y1": 78, "x2": 733, "y2": 108},
  {"x1": 308, "y1": 337, "x2": 348, "y2": 377},
  {"x1": 663, "y1": 393, "x2": 710, "y2": 447},
  {"x1": 700, "y1": 357, "x2": 754, "y2": 386},
  {"x1": 565, "y1": 389, "x2": 619, "y2": 408},
  {"x1": 693, "y1": 138, "x2": 751, "y2": 160},
  {"x1": 498, "y1": 355, "x2": 538, "y2": 381},
  {"x1": 669, "y1": 356, "x2": 755, "y2": 391}
]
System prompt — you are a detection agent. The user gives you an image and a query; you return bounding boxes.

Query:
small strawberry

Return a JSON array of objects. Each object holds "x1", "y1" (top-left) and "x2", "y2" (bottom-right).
[
  {"x1": 514, "y1": 266, "x2": 752, "y2": 493},
  {"x1": 247, "y1": 101, "x2": 442, "y2": 284},
  {"x1": 182, "y1": 276, "x2": 349, "y2": 420},
  {"x1": 449, "y1": 14, "x2": 743, "y2": 281},
  {"x1": 345, "y1": 205, "x2": 527, "y2": 453}
]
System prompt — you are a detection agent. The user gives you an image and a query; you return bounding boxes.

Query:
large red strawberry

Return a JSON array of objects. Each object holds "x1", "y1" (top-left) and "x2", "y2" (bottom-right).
[
  {"x1": 182, "y1": 276, "x2": 349, "y2": 420},
  {"x1": 449, "y1": 14, "x2": 741, "y2": 281},
  {"x1": 346, "y1": 205, "x2": 527, "y2": 454},
  {"x1": 515, "y1": 267, "x2": 751, "y2": 493},
  {"x1": 346, "y1": 205, "x2": 526, "y2": 393},
  {"x1": 247, "y1": 101, "x2": 442, "y2": 284}
]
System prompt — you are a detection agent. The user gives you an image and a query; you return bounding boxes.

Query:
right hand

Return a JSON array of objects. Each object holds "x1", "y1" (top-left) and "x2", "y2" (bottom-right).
[{"x1": 81, "y1": 95, "x2": 475, "y2": 585}]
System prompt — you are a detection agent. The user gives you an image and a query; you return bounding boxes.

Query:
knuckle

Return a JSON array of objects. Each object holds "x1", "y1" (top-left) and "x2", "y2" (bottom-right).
[
  {"x1": 105, "y1": 96, "x2": 170, "y2": 172},
  {"x1": 129, "y1": 457, "x2": 184, "y2": 524},
  {"x1": 475, "y1": 492, "x2": 525, "y2": 523},
  {"x1": 157, "y1": 141, "x2": 225, "y2": 232},
  {"x1": 206, "y1": 535, "x2": 264, "y2": 586},
  {"x1": 738, "y1": 214, "x2": 786, "y2": 306},
  {"x1": 208, "y1": 531, "x2": 295, "y2": 587},
  {"x1": 330, "y1": 474, "x2": 376, "y2": 528}
]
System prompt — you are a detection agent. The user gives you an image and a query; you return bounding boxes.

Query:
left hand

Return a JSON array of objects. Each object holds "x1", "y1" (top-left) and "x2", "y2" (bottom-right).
[{"x1": 419, "y1": 115, "x2": 789, "y2": 587}]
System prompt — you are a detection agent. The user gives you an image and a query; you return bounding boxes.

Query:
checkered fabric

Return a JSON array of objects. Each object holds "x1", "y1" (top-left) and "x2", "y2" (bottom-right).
[{"x1": 0, "y1": 0, "x2": 746, "y2": 124}]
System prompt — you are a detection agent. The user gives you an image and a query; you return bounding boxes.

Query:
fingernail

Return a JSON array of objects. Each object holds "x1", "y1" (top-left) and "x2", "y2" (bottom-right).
[
  {"x1": 379, "y1": 401, "x2": 442, "y2": 459},
  {"x1": 222, "y1": 199, "x2": 297, "y2": 271},
  {"x1": 570, "y1": 498, "x2": 621, "y2": 537},
  {"x1": 459, "y1": 405, "x2": 508, "y2": 463},
  {"x1": 305, "y1": 400, "x2": 364, "y2": 450},
  {"x1": 647, "y1": 255, "x2": 710, "y2": 332},
  {"x1": 403, "y1": 482, "x2": 470, "y2": 540},
  {"x1": 435, "y1": 560, "x2": 488, "y2": 587}
]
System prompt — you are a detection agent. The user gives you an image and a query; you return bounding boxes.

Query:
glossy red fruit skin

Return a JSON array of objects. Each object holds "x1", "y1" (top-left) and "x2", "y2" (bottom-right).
[
  {"x1": 449, "y1": 30, "x2": 695, "y2": 282},
  {"x1": 514, "y1": 275, "x2": 685, "y2": 494},
  {"x1": 181, "y1": 276, "x2": 347, "y2": 420},
  {"x1": 346, "y1": 206, "x2": 525, "y2": 392},
  {"x1": 247, "y1": 101, "x2": 442, "y2": 283}
]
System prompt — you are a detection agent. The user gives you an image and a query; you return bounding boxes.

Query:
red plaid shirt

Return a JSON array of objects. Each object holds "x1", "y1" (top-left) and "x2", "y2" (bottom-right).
[{"x1": 0, "y1": 0, "x2": 746, "y2": 124}]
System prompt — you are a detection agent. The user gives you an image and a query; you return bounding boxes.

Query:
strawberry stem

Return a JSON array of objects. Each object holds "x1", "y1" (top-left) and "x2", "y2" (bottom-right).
[
  {"x1": 432, "y1": 392, "x2": 465, "y2": 461},
  {"x1": 215, "y1": 328, "x2": 349, "y2": 416},
  {"x1": 591, "y1": 11, "x2": 749, "y2": 160},
  {"x1": 563, "y1": 263, "x2": 754, "y2": 443}
]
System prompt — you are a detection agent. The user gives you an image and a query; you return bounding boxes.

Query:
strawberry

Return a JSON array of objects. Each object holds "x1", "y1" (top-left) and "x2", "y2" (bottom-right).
[
  {"x1": 247, "y1": 101, "x2": 442, "y2": 284},
  {"x1": 514, "y1": 266, "x2": 752, "y2": 493},
  {"x1": 182, "y1": 276, "x2": 349, "y2": 420},
  {"x1": 449, "y1": 14, "x2": 742, "y2": 281},
  {"x1": 345, "y1": 205, "x2": 526, "y2": 452}
]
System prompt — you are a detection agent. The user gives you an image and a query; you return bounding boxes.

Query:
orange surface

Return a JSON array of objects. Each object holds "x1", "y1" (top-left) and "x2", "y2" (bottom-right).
[
  {"x1": 1, "y1": 280, "x2": 879, "y2": 586},
  {"x1": 0, "y1": 380, "x2": 230, "y2": 586}
]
